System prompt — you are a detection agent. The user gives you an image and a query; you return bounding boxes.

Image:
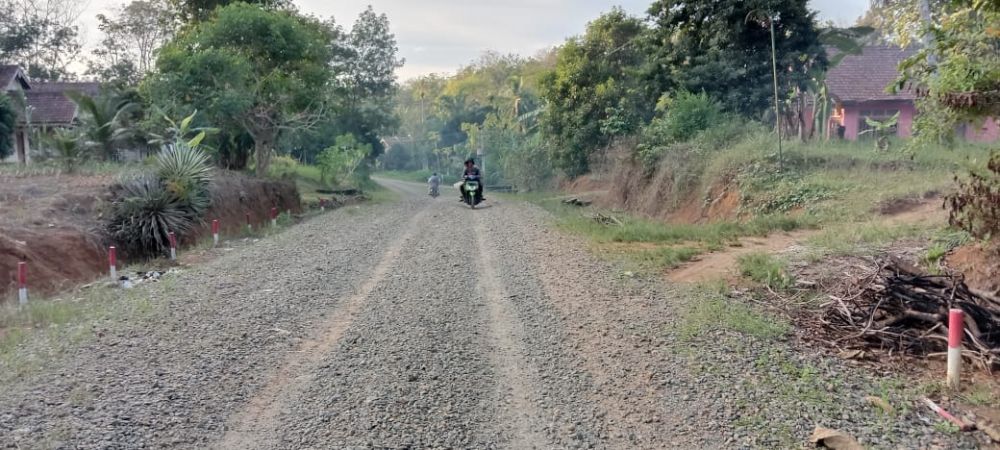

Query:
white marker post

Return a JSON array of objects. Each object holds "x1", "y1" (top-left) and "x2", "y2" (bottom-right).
[
  {"x1": 17, "y1": 261, "x2": 27, "y2": 305},
  {"x1": 947, "y1": 308, "x2": 964, "y2": 389},
  {"x1": 109, "y1": 246, "x2": 117, "y2": 281},
  {"x1": 212, "y1": 219, "x2": 220, "y2": 247},
  {"x1": 320, "y1": 199, "x2": 325, "y2": 212},
  {"x1": 246, "y1": 213, "x2": 252, "y2": 233},
  {"x1": 271, "y1": 207, "x2": 278, "y2": 228},
  {"x1": 168, "y1": 231, "x2": 177, "y2": 261}
]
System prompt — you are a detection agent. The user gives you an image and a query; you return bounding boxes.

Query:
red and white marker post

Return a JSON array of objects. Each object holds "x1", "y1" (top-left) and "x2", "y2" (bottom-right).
[
  {"x1": 270, "y1": 207, "x2": 278, "y2": 227},
  {"x1": 168, "y1": 231, "x2": 177, "y2": 261},
  {"x1": 109, "y1": 246, "x2": 118, "y2": 280},
  {"x1": 948, "y1": 308, "x2": 964, "y2": 388},
  {"x1": 212, "y1": 219, "x2": 220, "y2": 247},
  {"x1": 246, "y1": 212, "x2": 253, "y2": 232},
  {"x1": 17, "y1": 261, "x2": 27, "y2": 305},
  {"x1": 319, "y1": 199, "x2": 326, "y2": 212}
]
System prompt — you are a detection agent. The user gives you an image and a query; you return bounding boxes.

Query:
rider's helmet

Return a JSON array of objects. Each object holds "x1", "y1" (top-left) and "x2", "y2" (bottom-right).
[{"x1": 464, "y1": 158, "x2": 475, "y2": 165}]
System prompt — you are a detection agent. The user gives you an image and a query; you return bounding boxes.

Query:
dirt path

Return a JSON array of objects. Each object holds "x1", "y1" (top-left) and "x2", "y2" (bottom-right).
[{"x1": 0, "y1": 180, "x2": 976, "y2": 449}]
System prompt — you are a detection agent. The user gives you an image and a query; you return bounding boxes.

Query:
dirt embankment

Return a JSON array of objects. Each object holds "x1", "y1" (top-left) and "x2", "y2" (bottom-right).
[
  {"x1": 1, "y1": 170, "x2": 299, "y2": 300},
  {"x1": 578, "y1": 153, "x2": 740, "y2": 223}
]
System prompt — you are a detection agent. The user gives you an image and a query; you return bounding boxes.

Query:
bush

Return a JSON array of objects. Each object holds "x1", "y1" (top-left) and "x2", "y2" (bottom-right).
[
  {"x1": 106, "y1": 144, "x2": 213, "y2": 258},
  {"x1": 947, "y1": 152, "x2": 1000, "y2": 246},
  {"x1": 737, "y1": 252, "x2": 795, "y2": 290},
  {"x1": 655, "y1": 90, "x2": 723, "y2": 142},
  {"x1": 44, "y1": 128, "x2": 87, "y2": 173},
  {"x1": 269, "y1": 155, "x2": 300, "y2": 180}
]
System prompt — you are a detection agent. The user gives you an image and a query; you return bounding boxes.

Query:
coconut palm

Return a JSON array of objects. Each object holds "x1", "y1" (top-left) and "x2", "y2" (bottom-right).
[{"x1": 66, "y1": 90, "x2": 138, "y2": 161}]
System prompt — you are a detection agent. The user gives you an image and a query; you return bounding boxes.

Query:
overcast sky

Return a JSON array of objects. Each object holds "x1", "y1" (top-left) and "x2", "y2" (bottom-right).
[{"x1": 77, "y1": 0, "x2": 871, "y2": 80}]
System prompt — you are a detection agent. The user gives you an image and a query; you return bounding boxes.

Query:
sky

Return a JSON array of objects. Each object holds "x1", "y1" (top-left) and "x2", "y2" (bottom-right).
[{"x1": 77, "y1": 0, "x2": 871, "y2": 80}]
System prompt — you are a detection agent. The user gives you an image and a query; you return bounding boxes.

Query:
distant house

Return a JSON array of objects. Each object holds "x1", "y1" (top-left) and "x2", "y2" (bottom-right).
[
  {"x1": 1, "y1": 64, "x2": 102, "y2": 164},
  {"x1": 826, "y1": 46, "x2": 999, "y2": 142}
]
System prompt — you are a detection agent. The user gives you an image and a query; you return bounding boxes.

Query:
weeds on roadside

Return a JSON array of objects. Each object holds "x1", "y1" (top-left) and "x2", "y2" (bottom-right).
[
  {"x1": 678, "y1": 285, "x2": 790, "y2": 341},
  {"x1": 737, "y1": 252, "x2": 795, "y2": 290}
]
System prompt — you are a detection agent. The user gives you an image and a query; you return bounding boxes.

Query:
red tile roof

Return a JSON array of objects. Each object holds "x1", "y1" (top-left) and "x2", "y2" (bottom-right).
[
  {"x1": 827, "y1": 46, "x2": 918, "y2": 104},
  {"x1": 23, "y1": 91, "x2": 79, "y2": 125},
  {"x1": 31, "y1": 81, "x2": 101, "y2": 96},
  {"x1": 0, "y1": 65, "x2": 30, "y2": 90}
]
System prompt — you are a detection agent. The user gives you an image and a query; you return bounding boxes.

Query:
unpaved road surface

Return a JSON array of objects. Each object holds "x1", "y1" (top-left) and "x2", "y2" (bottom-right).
[
  {"x1": 0, "y1": 179, "x2": 704, "y2": 449},
  {"x1": 0, "y1": 179, "x2": 979, "y2": 449}
]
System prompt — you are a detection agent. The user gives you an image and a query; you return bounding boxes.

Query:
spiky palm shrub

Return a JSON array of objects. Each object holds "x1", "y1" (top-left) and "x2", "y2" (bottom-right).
[
  {"x1": 106, "y1": 144, "x2": 213, "y2": 258},
  {"x1": 157, "y1": 142, "x2": 213, "y2": 215}
]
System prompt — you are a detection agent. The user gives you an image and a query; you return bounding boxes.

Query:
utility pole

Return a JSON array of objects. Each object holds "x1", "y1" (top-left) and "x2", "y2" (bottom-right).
[{"x1": 770, "y1": 13, "x2": 783, "y2": 172}]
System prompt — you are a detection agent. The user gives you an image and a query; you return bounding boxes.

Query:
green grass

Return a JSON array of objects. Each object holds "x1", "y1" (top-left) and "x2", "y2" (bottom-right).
[
  {"x1": 0, "y1": 275, "x2": 167, "y2": 383},
  {"x1": 0, "y1": 160, "x2": 145, "y2": 177},
  {"x1": 678, "y1": 286, "x2": 790, "y2": 341},
  {"x1": 737, "y1": 251, "x2": 795, "y2": 290}
]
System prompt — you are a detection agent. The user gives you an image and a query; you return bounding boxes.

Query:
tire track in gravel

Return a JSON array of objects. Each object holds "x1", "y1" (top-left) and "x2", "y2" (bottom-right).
[
  {"x1": 472, "y1": 215, "x2": 549, "y2": 449},
  {"x1": 216, "y1": 208, "x2": 431, "y2": 449}
]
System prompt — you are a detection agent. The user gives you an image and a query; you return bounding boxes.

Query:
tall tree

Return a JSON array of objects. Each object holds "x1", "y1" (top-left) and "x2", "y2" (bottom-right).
[
  {"x1": 87, "y1": 0, "x2": 177, "y2": 87},
  {"x1": 335, "y1": 6, "x2": 404, "y2": 160},
  {"x1": 168, "y1": 0, "x2": 290, "y2": 23},
  {"x1": 0, "y1": 0, "x2": 83, "y2": 80},
  {"x1": 148, "y1": 3, "x2": 333, "y2": 174},
  {"x1": 540, "y1": 8, "x2": 651, "y2": 177},
  {"x1": 646, "y1": 0, "x2": 826, "y2": 117}
]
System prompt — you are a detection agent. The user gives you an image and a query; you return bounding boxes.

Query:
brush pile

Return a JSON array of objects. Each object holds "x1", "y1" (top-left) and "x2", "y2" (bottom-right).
[{"x1": 816, "y1": 257, "x2": 1000, "y2": 368}]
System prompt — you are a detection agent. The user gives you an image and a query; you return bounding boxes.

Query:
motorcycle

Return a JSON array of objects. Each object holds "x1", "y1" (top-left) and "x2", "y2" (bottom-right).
[
  {"x1": 429, "y1": 185, "x2": 440, "y2": 198},
  {"x1": 460, "y1": 179, "x2": 483, "y2": 208}
]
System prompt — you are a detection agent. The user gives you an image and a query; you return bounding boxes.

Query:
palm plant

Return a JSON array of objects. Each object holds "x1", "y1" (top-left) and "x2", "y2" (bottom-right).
[
  {"x1": 66, "y1": 91, "x2": 138, "y2": 161},
  {"x1": 156, "y1": 141, "x2": 213, "y2": 215},
  {"x1": 107, "y1": 174, "x2": 200, "y2": 258},
  {"x1": 44, "y1": 128, "x2": 86, "y2": 173}
]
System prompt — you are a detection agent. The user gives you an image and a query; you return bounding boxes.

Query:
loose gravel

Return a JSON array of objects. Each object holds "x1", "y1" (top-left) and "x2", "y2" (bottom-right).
[{"x1": 0, "y1": 178, "x2": 983, "y2": 449}]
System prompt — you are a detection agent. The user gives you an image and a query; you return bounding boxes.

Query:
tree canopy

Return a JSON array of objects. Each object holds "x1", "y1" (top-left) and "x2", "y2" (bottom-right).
[{"x1": 146, "y1": 2, "x2": 334, "y2": 174}]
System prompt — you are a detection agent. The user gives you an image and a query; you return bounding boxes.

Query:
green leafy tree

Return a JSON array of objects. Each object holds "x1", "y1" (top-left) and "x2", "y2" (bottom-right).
[
  {"x1": 168, "y1": 0, "x2": 290, "y2": 22},
  {"x1": 148, "y1": 3, "x2": 333, "y2": 174},
  {"x1": 334, "y1": 6, "x2": 405, "y2": 160},
  {"x1": 43, "y1": 128, "x2": 86, "y2": 172},
  {"x1": 0, "y1": 94, "x2": 16, "y2": 159},
  {"x1": 540, "y1": 8, "x2": 652, "y2": 177},
  {"x1": 646, "y1": 0, "x2": 826, "y2": 117},
  {"x1": 317, "y1": 133, "x2": 370, "y2": 185}
]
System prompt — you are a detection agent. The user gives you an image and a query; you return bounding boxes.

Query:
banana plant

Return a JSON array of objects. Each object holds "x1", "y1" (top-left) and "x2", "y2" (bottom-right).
[
  {"x1": 859, "y1": 112, "x2": 900, "y2": 151},
  {"x1": 147, "y1": 109, "x2": 219, "y2": 149}
]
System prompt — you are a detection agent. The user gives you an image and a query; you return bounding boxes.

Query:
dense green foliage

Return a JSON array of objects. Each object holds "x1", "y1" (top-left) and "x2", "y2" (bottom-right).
[
  {"x1": 147, "y1": 3, "x2": 333, "y2": 175},
  {"x1": 540, "y1": 8, "x2": 653, "y2": 176},
  {"x1": 0, "y1": 94, "x2": 15, "y2": 159},
  {"x1": 388, "y1": 1, "x2": 829, "y2": 185},
  {"x1": 646, "y1": 0, "x2": 826, "y2": 117}
]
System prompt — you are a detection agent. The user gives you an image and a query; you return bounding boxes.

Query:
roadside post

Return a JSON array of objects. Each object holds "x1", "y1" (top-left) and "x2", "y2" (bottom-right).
[
  {"x1": 109, "y1": 246, "x2": 117, "y2": 281},
  {"x1": 246, "y1": 213, "x2": 252, "y2": 232},
  {"x1": 947, "y1": 308, "x2": 964, "y2": 388},
  {"x1": 168, "y1": 232, "x2": 177, "y2": 261},
  {"x1": 17, "y1": 261, "x2": 27, "y2": 305},
  {"x1": 271, "y1": 207, "x2": 278, "y2": 228},
  {"x1": 320, "y1": 199, "x2": 325, "y2": 212},
  {"x1": 212, "y1": 220, "x2": 220, "y2": 247}
]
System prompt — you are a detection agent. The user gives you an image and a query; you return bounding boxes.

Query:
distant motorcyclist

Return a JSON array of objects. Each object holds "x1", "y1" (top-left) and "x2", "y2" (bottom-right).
[
  {"x1": 428, "y1": 172, "x2": 441, "y2": 197},
  {"x1": 460, "y1": 158, "x2": 484, "y2": 202}
]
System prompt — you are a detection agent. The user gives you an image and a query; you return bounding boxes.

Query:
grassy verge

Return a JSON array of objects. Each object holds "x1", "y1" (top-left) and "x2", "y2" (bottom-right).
[
  {"x1": 510, "y1": 192, "x2": 812, "y2": 273},
  {"x1": 0, "y1": 274, "x2": 171, "y2": 384}
]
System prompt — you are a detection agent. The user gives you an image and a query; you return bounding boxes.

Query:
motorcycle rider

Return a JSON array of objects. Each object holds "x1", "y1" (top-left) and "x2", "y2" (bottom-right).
[
  {"x1": 460, "y1": 158, "x2": 484, "y2": 203},
  {"x1": 428, "y1": 172, "x2": 441, "y2": 196}
]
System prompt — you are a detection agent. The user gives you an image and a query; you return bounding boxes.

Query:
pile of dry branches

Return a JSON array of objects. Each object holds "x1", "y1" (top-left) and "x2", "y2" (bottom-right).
[{"x1": 818, "y1": 257, "x2": 1000, "y2": 368}]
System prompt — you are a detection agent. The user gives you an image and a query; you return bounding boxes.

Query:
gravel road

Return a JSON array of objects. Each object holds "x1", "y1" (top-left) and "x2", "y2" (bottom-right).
[{"x1": 0, "y1": 178, "x2": 981, "y2": 449}]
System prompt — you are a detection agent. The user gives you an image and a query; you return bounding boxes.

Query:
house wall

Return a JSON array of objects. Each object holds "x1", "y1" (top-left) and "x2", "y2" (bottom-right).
[
  {"x1": 964, "y1": 117, "x2": 1000, "y2": 143},
  {"x1": 841, "y1": 100, "x2": 916, "y2": 141}
]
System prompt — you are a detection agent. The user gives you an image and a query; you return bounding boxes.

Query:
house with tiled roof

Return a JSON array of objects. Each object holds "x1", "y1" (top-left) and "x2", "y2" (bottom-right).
[
  {"x1": 826, "y1": 46, "x2": 999, "y2": 142},
  {"x1": 1, "y1": 65, "x2": 102, "y2": 164}
]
